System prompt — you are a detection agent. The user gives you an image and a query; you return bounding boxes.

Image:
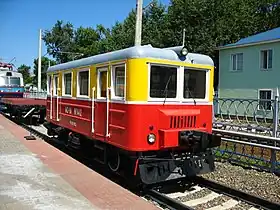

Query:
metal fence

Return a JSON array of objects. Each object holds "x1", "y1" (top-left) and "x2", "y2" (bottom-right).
[
  {"x1": 213, "y1": 96, "x2": 280, "y2": 137},
  {"x1": 213, "y1": 129, "x2": 280, "y2": 174}
]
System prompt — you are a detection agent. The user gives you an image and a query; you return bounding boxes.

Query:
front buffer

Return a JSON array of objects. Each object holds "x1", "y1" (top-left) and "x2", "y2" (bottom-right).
[{"x1": 137, "y1": 130, "x2": 221, "y2": 185}]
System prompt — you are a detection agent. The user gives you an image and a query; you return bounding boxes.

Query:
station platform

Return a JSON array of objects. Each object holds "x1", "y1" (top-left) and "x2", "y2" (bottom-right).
[{"x1": 0, "y1": 114, "x2": 157, "y2": 210}]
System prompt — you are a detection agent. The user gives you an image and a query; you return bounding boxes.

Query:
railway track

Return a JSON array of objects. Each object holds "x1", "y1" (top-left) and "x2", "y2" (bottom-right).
[
  {"x1": 143, "y1": 176, "x2": 280, "y2": 210},
  {"x1": 3, "y1": 113, "x2": 280, "y2": 210}
]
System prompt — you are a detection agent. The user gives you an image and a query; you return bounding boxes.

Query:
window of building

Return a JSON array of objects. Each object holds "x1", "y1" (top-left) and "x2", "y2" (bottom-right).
[
  {"x1": 63, "y1": 72, "x2": 72, "y2": 96},
  {"x1": 231, "y1": 53, "x2": 243, "y2": 71},
  {"x1": 97, "y1": 68, "x2": 108, "y2": 98},
  {"x1": 260, "y1": 49, "x2": 272, "y2": 70},
  {"x1": 149, "y1": 65, "x2": 177, "y2": 98},
  {"x1": 78, "y1": 70, "x2": 89, "y2": 97},
  {"x1": 259, "y1": 90, "x2": 272, "y2": 111},
  {"x1": 184, "y1": 69, "x2": 207, "y2": 99},
  {"x1": 112, "y1": 65, "x2": 125, "y2": 98}
]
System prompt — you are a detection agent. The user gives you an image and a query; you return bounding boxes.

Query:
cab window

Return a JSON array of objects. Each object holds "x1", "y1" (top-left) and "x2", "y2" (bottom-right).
[
  {"x1": 149, "y1": 65, "x2": 177, "y2": 98},
  {"x1": 184, "y1": 68, "x2": 206, "y2": 99}
]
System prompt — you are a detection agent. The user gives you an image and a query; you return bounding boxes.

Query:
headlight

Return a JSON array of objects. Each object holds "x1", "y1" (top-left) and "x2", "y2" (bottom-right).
[
  {"x1": 147, "y1": 133, "x2": 156, "y2": 144},
  {"x1": 181, "y1": 47, "x2": 188, "y2": 56}
]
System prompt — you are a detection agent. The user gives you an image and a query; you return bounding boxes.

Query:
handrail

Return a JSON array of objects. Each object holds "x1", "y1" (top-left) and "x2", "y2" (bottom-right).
[
  {"x1": 91, "y1": 87, "x2": 95, "y2": 133},
  {"x1": 106, "y1": 87, "x2": 111, "y2": 138}
]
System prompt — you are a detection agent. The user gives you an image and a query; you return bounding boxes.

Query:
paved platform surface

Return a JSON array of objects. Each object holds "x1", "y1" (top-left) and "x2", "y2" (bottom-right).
[{"x1": 0, "y1": 114, "x2": 157, "y2": 210}]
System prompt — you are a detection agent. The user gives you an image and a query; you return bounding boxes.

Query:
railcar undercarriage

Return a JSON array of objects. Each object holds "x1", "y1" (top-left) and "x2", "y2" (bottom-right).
[
  {"x1": 136, "y1": 131, "x2": 221, "y2": 184},
  {"x1": 44, "y1": 122, "x2": 221, "y2": 185}
]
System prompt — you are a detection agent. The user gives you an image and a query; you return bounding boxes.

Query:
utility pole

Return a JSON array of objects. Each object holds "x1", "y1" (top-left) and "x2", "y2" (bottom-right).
[
  {"x1": 134, "y1": 0, "x2": 143, "y2": 46},
  {"x1": 182, "y1": 28, "x2": 186, "y2": 46},
  {"x1": 38, "y1": 29, "x2": 42, "y2": 92}
]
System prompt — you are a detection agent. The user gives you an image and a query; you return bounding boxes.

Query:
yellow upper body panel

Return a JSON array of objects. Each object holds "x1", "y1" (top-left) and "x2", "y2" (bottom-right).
[{"x1": 47, "y1": 57, "x2": 214, "y2": 103}]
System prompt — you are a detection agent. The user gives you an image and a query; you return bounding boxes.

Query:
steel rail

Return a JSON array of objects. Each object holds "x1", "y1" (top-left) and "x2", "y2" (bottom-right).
[
  {"x1": 221, "y1": 137, "x2": 280, "y2": 151},
  {"x1": 145, "y1": 189, "x2": 195, "y2": 210},
  {"x1": 194, "y1": 176, "x2": 280, "y2": 210}
]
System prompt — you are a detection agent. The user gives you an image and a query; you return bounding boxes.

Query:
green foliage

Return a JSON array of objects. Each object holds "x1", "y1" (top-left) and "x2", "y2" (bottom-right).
[
  {"x1": 42, "y1": 0, "x2": 280, "y2": 64},
  {"x1": 33, "y1": 57, "x2": 56, "y2": 90},
  {"x1": 17, "y1": 64, "x2": 32, "y2": 84},
  {"x1": 42, "y1": 20, "x2": 75, "y2": 63}
]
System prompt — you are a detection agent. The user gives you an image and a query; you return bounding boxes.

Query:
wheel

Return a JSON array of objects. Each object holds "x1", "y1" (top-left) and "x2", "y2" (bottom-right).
[{"x1": 107, "y1": 147, "x2": 121, "y2": 172}]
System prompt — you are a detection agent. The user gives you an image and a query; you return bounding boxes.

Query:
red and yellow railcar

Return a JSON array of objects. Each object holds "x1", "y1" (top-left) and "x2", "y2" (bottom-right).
[{"x1": 45, "y1": 45, "x2": 221, "y2": 184}]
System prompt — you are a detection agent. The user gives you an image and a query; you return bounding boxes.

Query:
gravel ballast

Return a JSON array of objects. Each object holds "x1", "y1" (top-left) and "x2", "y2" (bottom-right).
[{"x1": 201, "y1": 161, "x2": 280, "y2": 203}]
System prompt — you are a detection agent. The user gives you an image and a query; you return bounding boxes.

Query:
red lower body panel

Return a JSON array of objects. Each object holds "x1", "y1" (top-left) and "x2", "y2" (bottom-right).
[{"x1": 46, "y1": 97, "x2": 212, "y2": 151}]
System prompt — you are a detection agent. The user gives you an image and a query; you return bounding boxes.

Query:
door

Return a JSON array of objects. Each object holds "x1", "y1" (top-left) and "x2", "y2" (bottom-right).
[
  {"x1": 95, "y1": 67, "x2": 110, "y2": 139},
  {"x1": 52, "y1": 74, "x2": 60, "y2": 122}
]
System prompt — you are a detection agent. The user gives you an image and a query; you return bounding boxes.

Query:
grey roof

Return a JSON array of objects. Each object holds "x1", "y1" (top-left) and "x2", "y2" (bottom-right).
[{"x1": 47, "y1": 45, "x2": 214, "y2": 72}]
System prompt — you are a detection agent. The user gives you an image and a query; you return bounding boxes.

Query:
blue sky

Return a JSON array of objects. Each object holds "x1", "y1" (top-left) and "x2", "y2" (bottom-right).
[{"x1": 0, "y1": 0, "x2": 170, "y2": 70}]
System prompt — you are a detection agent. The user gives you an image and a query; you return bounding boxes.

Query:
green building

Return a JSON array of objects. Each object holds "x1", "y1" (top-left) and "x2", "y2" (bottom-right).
[{"x1": 217, "y1": 27, "x2": 280, "y2": 117}]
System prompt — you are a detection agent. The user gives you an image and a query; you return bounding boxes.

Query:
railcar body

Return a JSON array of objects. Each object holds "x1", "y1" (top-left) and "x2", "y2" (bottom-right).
[
  {"x1": 0, "y1": 69, "x2": 24, "y2": 98},
  {"x1": 44, "y1": 45, "x2": 221, "y2": 184}
]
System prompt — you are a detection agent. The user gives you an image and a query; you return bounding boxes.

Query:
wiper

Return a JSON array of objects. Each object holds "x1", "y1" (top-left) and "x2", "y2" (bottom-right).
[
  {"x1": 163, "y1": 75, "x2": 172, "y2": 105},
  {"x1": 186, "y1": 87, "x2": 196, "y2": 106}
]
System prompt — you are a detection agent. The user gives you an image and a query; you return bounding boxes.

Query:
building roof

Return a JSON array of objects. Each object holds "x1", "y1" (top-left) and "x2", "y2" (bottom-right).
[
  {"x1": 219, "y1": 27, "x2": 280, "y2": 50},
  {"x1": 47, "y1": 45, "x2": 214, "y2": 72}
]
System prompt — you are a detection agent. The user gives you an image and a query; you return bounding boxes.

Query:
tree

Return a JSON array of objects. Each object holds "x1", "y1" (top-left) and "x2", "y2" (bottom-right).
[
  {"x1": 141, "y1": 0, "x2": 167, "y2": 47},
  {"x1": 42, "y1": 20, "x2": 75, "y2": 63},
  {"x1": 17, "y1": 64, "x2": 32, "y2": 84},
  {"x1": 33, "y1": 57, "x2": 56, "y2": 90},
  {"x1": 73, "y1": 26, "x2": 102, "y2": 57}
]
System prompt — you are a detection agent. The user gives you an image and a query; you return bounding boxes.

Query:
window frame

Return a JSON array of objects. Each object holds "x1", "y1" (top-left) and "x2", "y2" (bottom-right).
[
  {"x1": 260, "y1": 49, "x2": 273, "y2": 70},
  {"x1": 97, "y1": 67, "x2": 109, "y2": 100},
  {"x1": 181, "y1": 67, "x2": 210, "y2": 103},
  {"x1": 76, "y1": 68, "x2": 90, "y2": 98},
  {"x1": 147, "y1": 63, "x2": 180, "y2": 102},
  {"x1": 230, "y1": 53, "x2": 243, "y2": 72},
  {"x1": 258, "y1": 89, "x2": 273, "y2": 111},
  {"x1": 62, "y1": 71, "x2": 73, "y2": 97},
  {"x1": 111, "y1": 63, "x2": 126, "y2": 101}
]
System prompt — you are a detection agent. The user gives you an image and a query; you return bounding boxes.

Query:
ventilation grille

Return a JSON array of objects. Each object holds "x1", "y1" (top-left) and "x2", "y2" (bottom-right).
[{"x1": 170, "y1": 116, "x2": 197, "y2": 129}]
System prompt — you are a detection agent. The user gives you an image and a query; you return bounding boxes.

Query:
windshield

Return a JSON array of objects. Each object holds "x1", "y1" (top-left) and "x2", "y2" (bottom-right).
[
  {"x1": 150, "y1": 65, "x2": 177, "y2": 98},
  {"x1": 0, "y1": 76, "x2": 9, "y2": 86},
  {"x1": 9, "y1": 77, "x2": 21, "y2": 86},
  {"x1": 184, "y1": 68, "x2": 206, "y2": 99}
]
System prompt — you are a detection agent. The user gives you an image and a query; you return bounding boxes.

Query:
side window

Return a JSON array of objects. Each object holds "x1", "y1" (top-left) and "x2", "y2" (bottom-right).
[
  {"x1": 184, "y1": 69, "x2": 207, "y2": 99},
  {"x1": 97, "y1": 68, "x2": 108, "y2": 98},
  {"x1": 112, "y1": 65, "x2": 125, "y2": 98},
  {"x1": 63, "y1": 72, "x2": 72, "y2": 96},
  {"x1": 54, "y1": 75, "x2": 58, "y2": 96},
  {"x1": 78, "y1": 70, "x2": 89, "y2": 97},
  {"x1": 149, "y1": 65, "x2": 177, "y2": 98},
  {"x1": 47, "y1": 75, "x2": 51, "y2": 94}
]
